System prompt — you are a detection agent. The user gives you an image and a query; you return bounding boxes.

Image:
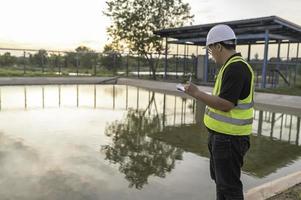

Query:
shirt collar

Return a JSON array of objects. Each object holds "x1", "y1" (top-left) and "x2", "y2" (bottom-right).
[{"x1": 223, "y1": 53, "x2": 242, "y2": 66}]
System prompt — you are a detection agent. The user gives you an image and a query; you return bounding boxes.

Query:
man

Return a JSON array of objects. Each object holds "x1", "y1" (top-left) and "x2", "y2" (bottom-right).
[{"x1": 184, "y1": 24, "x2": 254, "y2": 200}]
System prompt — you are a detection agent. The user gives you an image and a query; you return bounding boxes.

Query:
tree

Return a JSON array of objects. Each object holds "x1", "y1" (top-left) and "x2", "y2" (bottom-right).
[
  {"x1": 0, "y1": 52, "x2": 16, "y2": 67},
  {"x1": 49, "y1": 53, "x2": 64, "y2": 72},
  {"x1": 102, "y1": 107, "x2": 183, "y2": 189},
  {"x1": 75, "y1": 46, "x2": 98, "y2": 69},
  {"x1": 101, "y1": 44, "x2": 122, "y2": 73},
  {"x1": 32, "y1": 49, "x2": 48, "y2": 68},
  {"x1": 104, "y1": 0, "x2": 194, "y2": 79},
  {"x1": 64, "y1": 46, "x2": 97, "y2": 70}
]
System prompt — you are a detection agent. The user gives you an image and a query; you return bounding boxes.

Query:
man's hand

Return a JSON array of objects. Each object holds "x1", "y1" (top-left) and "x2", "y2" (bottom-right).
[
  {"x1": 184, "y1": 82, "x2": 234, "y2": 112},
  {"x1": 184, "y1": 82, "x2": 200, "y2": 98}
]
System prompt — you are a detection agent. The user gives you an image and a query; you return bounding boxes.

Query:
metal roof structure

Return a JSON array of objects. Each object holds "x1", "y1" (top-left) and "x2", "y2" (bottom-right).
[
  {"x1": 154, "y1": 16, "x2": 301, "y2": 45},
  {"x1": 154, "y1": 16, "x2": 301, "y2": 88}
]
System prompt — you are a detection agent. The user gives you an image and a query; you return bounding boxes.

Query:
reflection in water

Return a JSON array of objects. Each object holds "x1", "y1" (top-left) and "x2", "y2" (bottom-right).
[
  {"x1": 102, "y1": 108, "x2": 183, "y2": 189},
  {"x1": 102, "y1": 109, "x2": 301, "y2": 188},
  {"x1": 136, "y1": 123, "x2": 301, "y2": 178},
  {"x1": 253, "y1": 110, "x2": 301, "y2": 145},
  {"x1": 0, "y1": 84, "x2": 301, "y2": 192},
  {"x1": 0, "y1": 132, "x2": 119, "y2": 200},
  {"x1": 0, "y1": 85, "x2": 195, "y2": 126}
]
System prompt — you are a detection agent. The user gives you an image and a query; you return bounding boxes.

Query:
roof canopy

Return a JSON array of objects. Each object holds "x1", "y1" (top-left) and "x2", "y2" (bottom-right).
[{"x1": 154, "y1": 16, "x2": 301, "y2": 45}]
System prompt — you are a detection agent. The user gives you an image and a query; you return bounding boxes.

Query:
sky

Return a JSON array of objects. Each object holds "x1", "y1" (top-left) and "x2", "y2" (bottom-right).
[{"x1": 0, "y1": 0, "x2": 301, "y2": 54}]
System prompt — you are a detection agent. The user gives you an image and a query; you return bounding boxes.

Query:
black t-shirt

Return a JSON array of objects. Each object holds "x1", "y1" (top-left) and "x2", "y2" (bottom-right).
[{"x1": 218, "y1": 53, "x2": 252, "y2": 106}]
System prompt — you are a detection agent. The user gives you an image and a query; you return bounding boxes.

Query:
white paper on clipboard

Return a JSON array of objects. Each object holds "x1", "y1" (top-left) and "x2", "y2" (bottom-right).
[{"x1": 176, "y1": 84, "x2": 185, "y2": 92}]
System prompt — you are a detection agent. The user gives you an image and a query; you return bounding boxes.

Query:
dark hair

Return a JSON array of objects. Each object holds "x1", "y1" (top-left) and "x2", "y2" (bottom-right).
[{"x1": 219, "y1": 40, "x2": 236, "y2": 50}]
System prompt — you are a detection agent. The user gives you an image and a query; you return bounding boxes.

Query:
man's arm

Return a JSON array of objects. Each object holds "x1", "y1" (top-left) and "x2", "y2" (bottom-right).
[
  {"x1": 184, "y1": 61, "x2": 249, "y2": 112},
  {"x1": 184, "y1": 83, "x2": 234, "y2": 112}
]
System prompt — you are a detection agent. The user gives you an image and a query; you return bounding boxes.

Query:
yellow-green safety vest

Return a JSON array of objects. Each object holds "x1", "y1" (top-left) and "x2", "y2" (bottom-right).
[{"x1": 203, "y1": 55, "x2": 255, "y2": 136}]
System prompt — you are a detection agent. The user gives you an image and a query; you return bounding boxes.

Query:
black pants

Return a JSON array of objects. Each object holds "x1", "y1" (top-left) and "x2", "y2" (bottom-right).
[{"x1": 208, "y1": 130, "x2": 250, "y2": 200}]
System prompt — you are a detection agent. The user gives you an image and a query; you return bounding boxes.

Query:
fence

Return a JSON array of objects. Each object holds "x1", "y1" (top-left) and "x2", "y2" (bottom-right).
[
  {"x1": 0, "y1": 47, "x2": 300, "y2": 87},
  {"x1": 206, "y1": 59, "x2": 300, "y2": 87}
]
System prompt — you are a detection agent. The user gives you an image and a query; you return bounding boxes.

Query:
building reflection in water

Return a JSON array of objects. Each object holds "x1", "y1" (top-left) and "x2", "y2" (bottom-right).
[{"x1": 0, "y1": 84, "x2": 300, "y2": 189}]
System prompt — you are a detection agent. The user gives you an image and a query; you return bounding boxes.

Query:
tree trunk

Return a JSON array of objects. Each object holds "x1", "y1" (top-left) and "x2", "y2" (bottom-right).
[
  {"x1": 144, "y1": 54, "x2": 157, "y2": 80},
  {"x1": 151, "y1": 66, "x2": 156, "y2": 80}
]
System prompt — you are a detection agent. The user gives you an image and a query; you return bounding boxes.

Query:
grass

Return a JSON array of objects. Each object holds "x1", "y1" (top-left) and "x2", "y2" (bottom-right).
[
  {"x1": 256, "y1": 86, "x2": 301, "y2": 96},
  {"x1": 256, "y1": 75, "x2": 301, "y2": 96},
  {"x1": 0, "y1": 67, "x2": 116, "y2": 77},
  {"x1": 1, "y1": 67, "x2": 301, "y2": 96},
  {"x1": 0, "y1": 68, "x2": 58, "y2": 77}
]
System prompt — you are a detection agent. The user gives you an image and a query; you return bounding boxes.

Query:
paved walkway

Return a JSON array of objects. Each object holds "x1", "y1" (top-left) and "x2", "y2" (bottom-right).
[
  {"x1": 244, "y1": 171, "x2": 301, "y2": 200},
  {"x1": 119, "y1": 78, "x2": 301, "y2": 116},
  {"x1": 0, "y1": 77, "x2": 300, "y2": 115}
]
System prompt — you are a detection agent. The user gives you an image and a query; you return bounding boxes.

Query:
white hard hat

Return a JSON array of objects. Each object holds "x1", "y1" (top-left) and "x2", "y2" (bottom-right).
[{"x1": 206, "y1": 24, "x2": 237, "y2": 46}]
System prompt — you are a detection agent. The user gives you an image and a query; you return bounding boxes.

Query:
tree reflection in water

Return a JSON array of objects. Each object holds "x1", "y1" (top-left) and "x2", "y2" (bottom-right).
[{"x1": 102, "y1": 93, "x2": 184, "y2": 189}]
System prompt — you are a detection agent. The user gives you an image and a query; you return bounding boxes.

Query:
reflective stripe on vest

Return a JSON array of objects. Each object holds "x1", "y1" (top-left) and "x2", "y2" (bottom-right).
[
  {"x1": 205, "y1": 108, "x2": 253, "y2": 125},
  {"x1": 235, "y1": 101, "x2": 254, "y2": 109}
]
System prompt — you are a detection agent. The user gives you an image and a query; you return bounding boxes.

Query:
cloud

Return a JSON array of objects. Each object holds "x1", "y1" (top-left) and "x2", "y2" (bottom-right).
[{"x1": 0, "y1": 0, "x2": 300, "y2": 50}]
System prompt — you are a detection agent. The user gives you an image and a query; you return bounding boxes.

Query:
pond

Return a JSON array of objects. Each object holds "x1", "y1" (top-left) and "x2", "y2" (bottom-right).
[{"x1": 0, "y1": 85, "x2": 300, "y2": 200}]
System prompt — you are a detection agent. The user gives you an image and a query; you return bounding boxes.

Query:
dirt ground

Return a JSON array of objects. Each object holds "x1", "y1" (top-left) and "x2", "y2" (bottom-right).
[{"x1": 267, "y1": 183, "x2": 301, "y2": 200}]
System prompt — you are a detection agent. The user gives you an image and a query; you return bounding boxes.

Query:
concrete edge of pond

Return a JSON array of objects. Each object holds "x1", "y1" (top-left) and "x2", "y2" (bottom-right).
[
  {"x1": 0, "y1": 77, "x2": 118, "y2": 85},
  {"x1": 118, "y1": 78, "x2": 301, "y2": 116},
  {"x1": 244, "y1": 171, "x2": 301, "y2": 200}
]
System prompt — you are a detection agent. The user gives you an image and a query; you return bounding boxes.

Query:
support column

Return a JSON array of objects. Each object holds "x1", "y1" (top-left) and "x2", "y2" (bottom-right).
[
  {"x1": 287, "y1": 42, "x2": 290, "y2": 61},
  {"x1": 297, "y1": 43, "x2": 300, "y2": 59},
  {"x1": 286, "y1": 42, "x2": 290, "y2": 83},
  {"x1": 294, "y1": 43, "x2": 299, "y2": 86},
  {"x1": 247, "y1": 43, "x2": 251, "y2": 62},
  {"x1": 261, "y1": 30, "x2": 269, "y2": 88},
  {"x1": 275, "y1": 40, "x2": 281, "y2": 87},
  {"x1": 164, "y1": 37, "x2": 168, "y2": 79},
  {"x1": 195, "y1": 46, "x2": 199, "y2": 79},
  {"x1": 204, "y1": 49, "x2": 209, "y2": 83},
  {"x1": 277, "y1": 41, "x2": 281, "y2": 61},
  {"x1": 187, "y1": 45, "x2": 190, "y2": 75}
]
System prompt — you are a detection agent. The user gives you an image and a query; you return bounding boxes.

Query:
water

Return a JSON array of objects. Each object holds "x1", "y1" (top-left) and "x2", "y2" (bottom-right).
[{"x1": 0, "y1": 85, "x2": 300, "y2": 200}]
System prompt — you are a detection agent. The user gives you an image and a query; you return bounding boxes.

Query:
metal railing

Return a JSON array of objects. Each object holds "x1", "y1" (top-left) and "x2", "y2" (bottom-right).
[{"x1": 0, "y1": 47, "x2": 300, "y2": 87}]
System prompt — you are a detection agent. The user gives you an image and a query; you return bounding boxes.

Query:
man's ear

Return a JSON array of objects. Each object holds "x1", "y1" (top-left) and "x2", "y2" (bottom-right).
[{"x1": 217, "y1": 43, "x2": 223, "y2": 52}]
